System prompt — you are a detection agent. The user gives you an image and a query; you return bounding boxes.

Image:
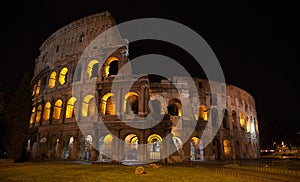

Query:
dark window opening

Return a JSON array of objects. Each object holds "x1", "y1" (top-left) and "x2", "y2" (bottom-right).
[
  {"x1": 198, "y1": 82, "x2": 203, "y2": 88},
  {"x1": 108, "y1": 60, "x2": 118, "y2": 76},
  {"x1": 56, "y1": 46, "x2": 59, "y2": 52},
  {"x1": 79, "y1": 34, "x2": 85, "y2": 42},
  {"x1": 168, "y1": 104, "x2": 179, "y2": 116}
]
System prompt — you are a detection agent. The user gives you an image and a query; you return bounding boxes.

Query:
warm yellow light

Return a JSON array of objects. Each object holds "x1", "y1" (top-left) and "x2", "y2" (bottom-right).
[
  {"x1": 35, "y1": 80, "x2": 41, "y2": 95},
  {"x1": 35, "y1": 104, "x2": 42, "y2": 123},
  {"x1": 123, "y1": 92, "x2": 139, "y2": 113},
  {"x1": 191, "y1": 137, "x2": 199, "y2": 146},
  {"x1": 53, "y1": 99, "x2": 63, "y2": 119},
  {"x1": 82, "y1": 95, "x2": 95, "y2": 117},
  {"x1": 199, "y1": 105, "x2": 208, "y2": 121},
  {"x1": 104, "y1": 134, "x2": 113, "y2": 144},
  {"x1": 147, "y1": 134, "x2": 162, "y2": 143},
  {"x1": 87, "y1": 60, "x2": 99, "y2": 79},
  {"x1": 49, "y1": 71, "x2": 56, "y2": 88},
  {"x1": 66, "y1": 97, "x2": 77, "y2": 119},
  {"x1": 223, "y1": 139, "x2": 231, "y2": 155},
  {"x1": 30, "y1": 107, "x2": 36, "y2": 124},
  {"x1": 59, "y1": 67, "x2": 68, "y2": 85},
  {"x1": 43, "y1": 102, "x2": 51, "y2": 121},
  {"x1": 246, "y1": 117, "x2": 251, "y2": 132},
  {"x1": 101, "y1": 93, "x2": 115, "y2": 115},
  {"x1": 104, "y1": 57, "x2": 119, "y2": 78},
  {"x1": 240, "y1": 112, "x2": 245, "y2": 128}
]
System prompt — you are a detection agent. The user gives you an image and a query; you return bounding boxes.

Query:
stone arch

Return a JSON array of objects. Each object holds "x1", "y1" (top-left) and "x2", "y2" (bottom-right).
[
  {"x1": 62, "y1": 135, "x2": 74, "y2": 159},
  {"x1": 65, "y1": 97, "x2": 77, "y2": 119},
  {"x1": 99, "y1": 134, "x2": 113, "y2": 161},
  {"x1": 82, "y1": 95, "x2": 95, "y2": 117},
  {"x1": 59, "y1": 67, "x2": 68, "y2": 85},
  {"x1": 222, "y1": 109, "x2": 230, "y2": 129},
  {"x1": 167, "y1": 99, "x2": 182, "y2": 116},
  {"x1": 87, "y1": 60, "x2": 99, "y2": 79},
  {"x1": 101, "y1": 93, "x2": 115, "y2": 115},
  {"x1": 43, "y1": 102, "x2": 51, "y2": 121},
  {"x1": 124, "y1": 134, "x2": 138, "y2": 161},
  {"x1": 240, "y1": 112, "x2": 245, "y2": 129},
  {"x1": 190, "y1": 137, "x2": 204, "y2": 161},
  {"x1": 53, "y1": 99, "x2": 63, "y2": 120},
  {"x1": 48, "y1": 71, "x2": 56, "y2": 88},
  {"x1": 199, "y1": 105, "x2": 208, "y2": 121},
  {"x1": 123, "y1": 92, "x2": 139, "y2": 114},
  {"x1": 147, "y1": 134, "x2": 163, "y2": 160},
  {"x1": 212, "y1": 138, "x2": 221, "y2": 160},
  {"x1": 104, "y1": 56, "x2": 119, "y2": 78}
]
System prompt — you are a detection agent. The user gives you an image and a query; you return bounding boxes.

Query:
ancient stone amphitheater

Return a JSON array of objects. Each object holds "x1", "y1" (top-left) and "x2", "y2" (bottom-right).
[{"x1": 27, "y1": 11, "x2": 260, "y2": 163}]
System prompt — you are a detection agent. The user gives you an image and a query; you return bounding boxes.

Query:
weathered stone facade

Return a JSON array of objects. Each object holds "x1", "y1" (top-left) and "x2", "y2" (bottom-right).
[{"x1": 27, "y1": 11, "x2": 260, "y2": 163}]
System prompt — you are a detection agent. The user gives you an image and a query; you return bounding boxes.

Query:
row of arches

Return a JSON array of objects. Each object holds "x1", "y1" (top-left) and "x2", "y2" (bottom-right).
[
  {"x1": 38, "y1": 134, "x2": 234, "y2": 161},
  {"x1": 32, "y1": 57, "x2": 120, "y2": 97}
]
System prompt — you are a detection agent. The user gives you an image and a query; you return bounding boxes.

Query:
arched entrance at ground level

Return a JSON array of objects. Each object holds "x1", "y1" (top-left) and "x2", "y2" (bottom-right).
[
  {"x1": 39, "y1": 136, "x2": 48, "y2": 158},
  {"x1": 190, "y1": 137, "x2": 204, "y2": 161},
  {"x1": 235, "y1": 140, "x2": 241, "y2": 159},
  {"x1": 148, "y1": 134, "x2": 162, "y2": 160},
  {"x1": 212, "y1": 139, "x2": 221, "y2": 160},
  {"x1": 124, "y1": 134, "x2": 138, "y2": 161},
  {"x1": 99, "y1": 134, "x2": 113, "y2": 161},
  {"x1": 49, "y1": 136, "x2": 60, "y2": 159},
  {"x1": 173, "y1": 136, "x2": 184, "y2": 160},
  {"x1": 62, "y1": 136, "x2": 74, "y2": 159},
  {"x1": 84, "y1": 135, "x2": 93, "y2": 160}
]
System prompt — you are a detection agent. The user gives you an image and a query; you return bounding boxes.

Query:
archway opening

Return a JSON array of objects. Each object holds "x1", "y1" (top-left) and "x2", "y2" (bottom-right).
[
  {"x1": 148, "y1": 134, "x2": 162, "y2": 160},
  {"x1": 124, "y1": 134, "x2": 138, "y2": 161}
]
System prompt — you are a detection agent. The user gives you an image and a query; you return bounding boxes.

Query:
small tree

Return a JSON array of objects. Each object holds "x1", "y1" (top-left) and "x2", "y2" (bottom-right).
[{"x1": 5, "y1": 73, "x2": 31, "y2": 162}]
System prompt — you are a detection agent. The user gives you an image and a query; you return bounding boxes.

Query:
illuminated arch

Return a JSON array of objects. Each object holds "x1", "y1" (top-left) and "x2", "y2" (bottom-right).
[
  {"x1": 199, "y1": 105, "x2": 208, "y2": 121},
  {"x1": 48, "y1": 71, "x2": 56, "y2": 88},
  {"x1": 246, "y1": 116, "x2": 251, "y2": 132},
  {"x1": 35, "y1": 104, "x2": 42, "y2": 123},
  {"x1": 99, "y1": 134, "x2": 113, "y2": 161},
  {"x1": 59, "y1": 67, "x2": 68, "y2": 85},
  {"x1": 30, "y1": 107, "x2": 36, "y2": 124},
  {"x1": 32, "y1": 84, "x2": 36, "y2": 96},
  {"x1": 101, "y1": 93, "x2": 115, "y2": 115},
  {"x1": 123, "y1": 92, "x2": 139, "y2": 114},
  {"x1": 240, "y1": 112, "x2": 245, "y2": 128},
  {"x1": 104, "y1": 57, "x2": 119, "y2": 78},
  {"x1": 148, "y1": 134, "x2": 162, "y2": 160},
  {"x1": 35, "y1": 80, "x2": 41, "y2": 95},
  {"x1": 87, "y1": 60, "x2": 99, "y2": 79},
  {"x1": 82, "y1": 95, "x2": 95, "y2": 117},
  {"x1": 147, "y1": 134, "x2": 162, "y2": 143},
  {"x1": 168, "y1": 99, "x2": 182, "y2": 116},
  {"x1": 43, "y1": 102, "x2": 51, "y2": 121},
  {"x1": 223, "y1": 139, "x2": 232, "y2": 157},
  {"x1": 190, "y1": 137, "x2": 204, "y2": 161},
  {"x1": 173, "y1": 136, "x2": 183, "y2": 156},
  {"x1": 53, "y1": 99, "x2": 63, "y2": 119},
  {"x1": 124, "y1": 134, "x2": 138, "y2": 161},
  {"x1": 65, "y1": 97, "x2": 77, "y2": 119},
  {"x1": 232, "y1": 110, "x2": 237, "y2": 128}
]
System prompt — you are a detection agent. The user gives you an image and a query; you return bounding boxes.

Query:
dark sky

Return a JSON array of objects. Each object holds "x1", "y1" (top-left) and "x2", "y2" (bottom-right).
[{"x1": 1, "y1": 0, "x2": 299, "y2": 146}]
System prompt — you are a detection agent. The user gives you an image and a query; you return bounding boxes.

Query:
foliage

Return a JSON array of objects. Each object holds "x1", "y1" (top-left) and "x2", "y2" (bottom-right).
[{"x1": 0, "y1": 73, "x2": 31, "y2": 162}]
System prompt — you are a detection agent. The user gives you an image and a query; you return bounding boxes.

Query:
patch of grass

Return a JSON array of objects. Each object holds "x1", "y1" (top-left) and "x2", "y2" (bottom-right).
[{"x1": 0, "y1": 162, "x2": 245, "y2": 182}]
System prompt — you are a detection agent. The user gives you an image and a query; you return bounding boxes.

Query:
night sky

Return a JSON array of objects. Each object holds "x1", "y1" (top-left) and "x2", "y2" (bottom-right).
[{"x1": 1, "y1": 0, "x2": 299, "y2": 147}]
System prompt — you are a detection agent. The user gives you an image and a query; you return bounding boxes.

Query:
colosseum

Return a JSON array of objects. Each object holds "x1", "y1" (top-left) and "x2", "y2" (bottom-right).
[{"x1": 27, "y1": 11, "x2": 260, "y2": 163}]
